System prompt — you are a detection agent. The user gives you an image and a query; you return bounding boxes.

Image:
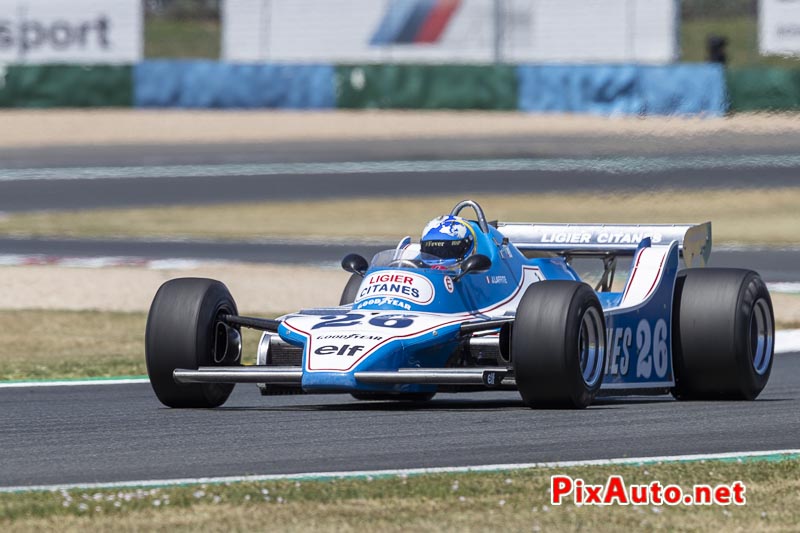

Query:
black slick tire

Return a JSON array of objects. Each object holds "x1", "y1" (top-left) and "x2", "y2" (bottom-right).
[
  {"x1": 512, "y1": 281, "x2": 606, "y2": 408},
  {"x1": 145, "y1": 278, "x2": 239, "y2": 408},
  {"x1": 671, "y1": 268, "x2": 774, "y2": 400}
]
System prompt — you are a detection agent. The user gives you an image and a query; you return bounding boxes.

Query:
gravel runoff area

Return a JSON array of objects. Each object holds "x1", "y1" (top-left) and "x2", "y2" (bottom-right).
[
  {"x1": 0, "y1": 263, "x2": 348, "y2": 315},
  {"x1": 2, "y1": 110, "x2": 800, "y2": 148},
  {"x1": 1, "y1": 263, "x2": 799, "y2": 326}
]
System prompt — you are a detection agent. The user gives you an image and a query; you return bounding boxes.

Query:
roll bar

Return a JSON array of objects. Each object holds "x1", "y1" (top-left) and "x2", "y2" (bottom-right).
[{"x1": 450, "y1": 200, "x2": 490, "y2": 233}]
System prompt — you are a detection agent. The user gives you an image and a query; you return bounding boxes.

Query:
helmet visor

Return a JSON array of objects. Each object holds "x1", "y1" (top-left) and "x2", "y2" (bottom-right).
[{"x1": 420, "y1": 238, "x2": 472, "y2": 261}]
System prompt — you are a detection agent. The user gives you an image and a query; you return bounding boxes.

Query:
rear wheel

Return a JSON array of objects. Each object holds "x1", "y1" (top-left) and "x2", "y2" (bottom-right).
[
  {"x1": 145, "y1": 278, "x2": 240, "y2": 408},
  {"x1": 512, "y1": 281, "x2": 606, "y2": 408},
  {"x1": 671, "y1": 268, "x2": 774, "y2": 400}
]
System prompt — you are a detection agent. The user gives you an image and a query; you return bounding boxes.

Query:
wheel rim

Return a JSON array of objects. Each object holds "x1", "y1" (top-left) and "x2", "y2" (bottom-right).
[
  {"x1": 578, "y1": 307, "x2": 605, "y2": 387},
  {"x1": 749, "y1": 298, "x2": 773, "y2": 375}
]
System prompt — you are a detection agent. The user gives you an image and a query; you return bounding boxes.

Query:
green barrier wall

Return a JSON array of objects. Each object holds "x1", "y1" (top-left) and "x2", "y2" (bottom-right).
[
  {"x1": 727, "y1": 67, "x2": 800, "y2": 112},
  {"x1": 336, "y1": 64, "x2": 517, "y2": 110},
  {"x1": 0, "y1": 65, "x2": 132, "y2": 108}
]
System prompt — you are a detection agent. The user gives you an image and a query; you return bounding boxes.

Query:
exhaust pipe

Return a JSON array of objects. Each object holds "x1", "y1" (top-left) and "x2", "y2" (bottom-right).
[{"x1": 214, "y1": 322, "x2": 242, "y2": 364}]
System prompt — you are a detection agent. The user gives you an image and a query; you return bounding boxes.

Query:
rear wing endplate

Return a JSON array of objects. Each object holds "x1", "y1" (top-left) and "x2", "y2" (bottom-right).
[{"x1": 496, "y1": 222, "x2": 712, "y2": 268}]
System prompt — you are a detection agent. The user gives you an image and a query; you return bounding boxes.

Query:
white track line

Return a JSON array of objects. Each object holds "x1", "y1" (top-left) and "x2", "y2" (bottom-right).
[
  {"x1": 2, "y1": 448, "x2": 798, "y2": 493},
  {"x1": 0, "y1": 378, "x2": 149, "y2": 389},
  {"x1": 3, "y1": 154, "x2": 800, "y2": 182},
  {"x1": 776, "y1": 329, "x2": 800, "y2": 354}
]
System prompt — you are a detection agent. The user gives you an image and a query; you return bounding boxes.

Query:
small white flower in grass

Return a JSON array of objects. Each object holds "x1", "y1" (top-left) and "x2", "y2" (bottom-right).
[
  {"x1": 643, "y1": 470, "x2": 649, "y2": 475},
  {"x1": 277, "y1": 496, "x2": 285, "y2": 504},
  {"x1": 261, "y1": 488, "x2": 269, "y2": 495},
  {"x1": 193, "y1": 490, "x2": 205, "y2": 499},
  {"x1": 213, "y1": 496, "x2": 221, "y2": 504},
  {"x1": 459, "y1": 496, "x2": 466, "y2": 502},
  {"x1": 264, "y1": 496, "x2": 271, "y2": 502},
  {"x1": 153, "y1": 500, "x2": 161, "y2": 507},
  {"x1": 366, "y1": 476, "x2": 373, "y2": 482},
  {"x1": 62, "y1": 501, "x2": 70, "y2": 508},
  {"x1": 81, "y1": 493, "x2": 89, "y2": 500},
  {"x1": 114, "y1": 501, "x2": 121, "y2": 508},
  {"x1": 504, "y1": 478, "x2": 513, "y2": 485},
  {"x1": 78, "y1": 503, "x2": 88, "y2": 512},
  {"x1": 95, "y1": 506, "x2": 102, "y2": 513},
  {"x1": 295, "y1": 482, "x2": 301, "y2": 488},
  {"x1": 244, "y1": 495, "x2": 251, "y2": 502},
  {"x1": 531, "y1": 507, "x2": 537, "y2": 512},
  {"x1": 499, "y1": 499, "x2": 506, "y2": 507},
  {"x1": 723, "y1": 510, "x2": 732, "y2": 517},
  {"x1": 652, "y1": 507, "x2": 662, "y2": 514},
  {"x1": 451, "y1": 481, "x2": 459, "y2": 491},
  {"x1": 533, "y1": 526, "x2": 541, "y2": 532},
  {"x1": 542, "y1": 505, "x2": 549, "y2": 512},
  {"x1": 761, "y1": 512, "x2": 767, "y2": 518}
]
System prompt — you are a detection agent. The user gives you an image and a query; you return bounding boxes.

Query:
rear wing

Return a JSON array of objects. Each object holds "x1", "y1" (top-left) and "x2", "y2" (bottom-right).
[{"x1": 496, "y1": 222, "x2": 712, "y2": 268}]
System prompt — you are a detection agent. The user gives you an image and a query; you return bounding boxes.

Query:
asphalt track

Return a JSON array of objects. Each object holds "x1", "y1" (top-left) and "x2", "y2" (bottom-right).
[
  {"x1": 1, "y1": 139, "x2": 799, "y2": 212},
  {"x1": 1, "y1": 353, "x2": 797, "y2": 488},
  {"x1": 3, "y1": 163, "x2": 800, "y2": 212}
]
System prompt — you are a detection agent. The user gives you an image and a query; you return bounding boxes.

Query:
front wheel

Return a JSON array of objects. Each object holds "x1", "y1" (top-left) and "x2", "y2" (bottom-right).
[
  {"x1": 145, "y1": 278, "x2": 240, "y2": 408},
  {"x1": 512, "y1": 281, "x2": 606, "y2": 408}
]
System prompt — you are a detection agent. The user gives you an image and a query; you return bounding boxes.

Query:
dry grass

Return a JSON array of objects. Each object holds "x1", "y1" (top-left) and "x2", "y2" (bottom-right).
[
  {"x1": 2, "y1": 459, "x2": 799, "y2": 532},
  {"x1": 2, "y1": 189, "x2": 799, "y2": 245},
  {"x1": 0, "y1": 263, "x2": 348, "y2": 314},
  {"x1": 0, "y1": 310, "x2": 267, "y2": 381}
]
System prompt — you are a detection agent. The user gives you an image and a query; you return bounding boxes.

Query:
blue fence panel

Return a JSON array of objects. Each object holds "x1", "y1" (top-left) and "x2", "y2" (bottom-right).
[
  {"x1": 638, "y1": 64, "x2": 726, "y2": 116},
  {"x1": 134, "y1": 61, "x2": 336, "y2": 109},
  {"x1": 517, "y1": 65, "x2": 641, "y2": 115},
  {"x1": 517, "y1": 64, "x2": 726, "y2": 117}
]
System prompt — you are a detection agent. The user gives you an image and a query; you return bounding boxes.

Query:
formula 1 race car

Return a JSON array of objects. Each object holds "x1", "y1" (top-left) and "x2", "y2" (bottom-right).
[{"x1": 145, "y1": 200, "x2": 774, "y2": 409}]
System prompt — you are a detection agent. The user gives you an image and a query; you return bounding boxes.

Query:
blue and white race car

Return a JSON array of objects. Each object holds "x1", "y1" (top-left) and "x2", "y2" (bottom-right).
[{"x1": 145, "y1": 200, "x2": 774, "y2": 409}]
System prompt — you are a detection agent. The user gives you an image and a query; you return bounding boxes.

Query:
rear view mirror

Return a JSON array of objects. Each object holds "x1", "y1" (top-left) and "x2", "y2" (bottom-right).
[
  {"x1": 341, "y1": 254, "x2": 368, "y2": 277},
  {"x1": 455, "y1": 254, "x2": 492, "y2": 282}
]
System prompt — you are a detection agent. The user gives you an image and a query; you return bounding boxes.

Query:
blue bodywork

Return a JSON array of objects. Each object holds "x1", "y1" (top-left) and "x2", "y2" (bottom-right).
[{"x1": 277, "y1": 219, "x2": 679, "y2": 393}]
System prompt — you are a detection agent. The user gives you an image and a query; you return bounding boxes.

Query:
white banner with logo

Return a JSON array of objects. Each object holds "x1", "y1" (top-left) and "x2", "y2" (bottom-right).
[
  {"x1": 760, "y1": 0, "x2": 800, "y2": 56},
  {"x1": 223, "y1": 0, "x2": 678, "y2": 64},
  {"x1": 0, "y1": 0, "x2": 142, "y2": 64}
]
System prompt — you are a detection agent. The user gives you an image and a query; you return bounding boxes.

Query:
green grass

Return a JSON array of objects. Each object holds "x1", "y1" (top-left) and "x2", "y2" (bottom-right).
[
  {"x1": 145, "y1": 17, "x2": 220, "y2": 59},
  {"x1": 681, "y1": 16, "x2": 800, "y2": 67},
  {"x1": 2, "y1": 458, "x2": 799, "y2": 531}
]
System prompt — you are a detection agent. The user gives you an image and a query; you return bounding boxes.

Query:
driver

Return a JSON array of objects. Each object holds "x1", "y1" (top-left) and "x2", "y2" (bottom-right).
[{"x1": 419, "y1": 215, "x2": 476, "y2": 268}]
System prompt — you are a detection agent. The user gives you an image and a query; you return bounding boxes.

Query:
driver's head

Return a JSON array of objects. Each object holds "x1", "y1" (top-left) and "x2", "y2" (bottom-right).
[{"x1": 420, "y1": 215, "x2": 475, "y2": 267}]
